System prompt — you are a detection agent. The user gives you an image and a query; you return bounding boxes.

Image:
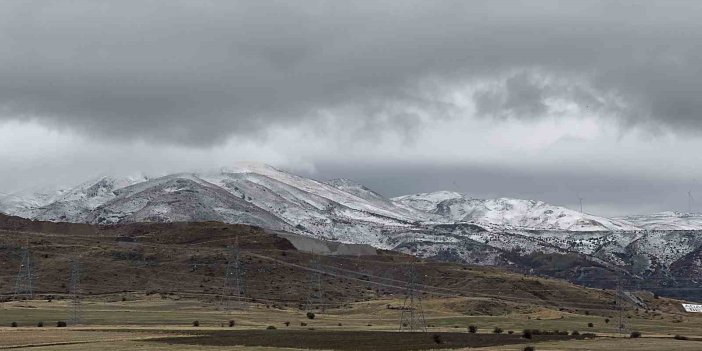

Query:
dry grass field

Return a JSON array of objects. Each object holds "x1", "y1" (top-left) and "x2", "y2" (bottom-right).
[{"x1": 1, "y1": 296, "x2": 702, "y2": 350}]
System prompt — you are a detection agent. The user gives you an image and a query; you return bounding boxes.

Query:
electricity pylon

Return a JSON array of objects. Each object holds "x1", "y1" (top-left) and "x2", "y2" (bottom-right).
[
  {"x1": 220, "y1": 244, "x2": 245, "y2": 311},
  {"x1": 399, "y1": 263, "x2": 427, "y2": 332},
  {"x1": 68, "y1": 258, "x2": 82, "y2": 324},
  {"x1": 305, "y1": 256, "x2": 325, "y2": 313},
  {"x1": 14, "y1": 244, "x2": 34, "y2": 300},
  {"x1": 615, "y1": 271, "x2": 628, "y2": 336}
]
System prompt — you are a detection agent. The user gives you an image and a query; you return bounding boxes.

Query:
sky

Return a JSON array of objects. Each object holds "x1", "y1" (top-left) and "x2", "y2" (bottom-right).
[{"x1": 1, "y1": 1, "x2": 702, "y2": 216}]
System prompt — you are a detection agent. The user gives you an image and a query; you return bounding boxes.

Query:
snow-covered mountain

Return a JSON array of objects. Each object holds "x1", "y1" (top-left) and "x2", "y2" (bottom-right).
[
  {"x1": 616, "y1": 211, "x2": 702, "y2": 231},
  {"x1": 392, "y1": 191, "x2": 639, "y2": 231},
  {"x1": 3, "y1": 162, "x2": 702, "y2": 299}
]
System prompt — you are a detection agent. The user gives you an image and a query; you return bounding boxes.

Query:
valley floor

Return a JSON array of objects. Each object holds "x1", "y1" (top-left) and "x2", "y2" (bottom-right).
[{"x1": 1, "y1": 297, "x2": 702, "y2": 350}]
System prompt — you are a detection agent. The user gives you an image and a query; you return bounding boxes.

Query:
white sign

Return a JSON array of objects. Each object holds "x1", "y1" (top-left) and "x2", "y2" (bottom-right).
[{"x1": 682, "y1": 304, "x2": 702, "y2": 313}]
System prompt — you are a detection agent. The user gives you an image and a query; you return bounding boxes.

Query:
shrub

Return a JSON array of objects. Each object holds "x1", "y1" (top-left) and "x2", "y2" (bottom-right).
[
  {"x1": 37, "y1": 321, "x2": 44, "y2": 327},
  {"x1": 524, "y1": 347, "x2": 535, "y2": 351},
  {"x1": 432, "y1": 334, "x2": 442, "y2": 344},
  {"x1": 674, "y1": 335, "x2": 689, "y2": 340},
  {"x1": 192, "y1": 320, "x2": 200, "y2": 327},
  {"x1": 306, "y1": 312, "x2": 315, "y2": 320},
  {"x1": 587, "y1": 322, "x2": 594, "y2": 328},
  {"x1": 493, "y1": 327, "x2": 503, "y2": 334},
  {"x1": 228, "y1": 320, "x2": 235, "y2": 327},
  {"x1": 266, "y1": 325, "x2": 277, "y2": 330},
  {"x1": 571, "y1": 330, "x2": 580, "y2": 336},
  {"x1": 630, "y1": 331, "x2": 641, "y2": 338},
  {"x1": 56, "y1": 321, "x2": 67, "y2": 327},
  {"x1": 10, "y1": 322, "x2": 17, "y2": 328},
  {"x1": 468, "y1": 325, "x2": 477, "y2": 333}
]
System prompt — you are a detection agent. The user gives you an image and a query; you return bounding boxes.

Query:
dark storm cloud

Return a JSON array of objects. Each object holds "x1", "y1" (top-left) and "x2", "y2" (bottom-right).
[{"x1": 1, "y1": 0, "x2": 702, "y2": 144}]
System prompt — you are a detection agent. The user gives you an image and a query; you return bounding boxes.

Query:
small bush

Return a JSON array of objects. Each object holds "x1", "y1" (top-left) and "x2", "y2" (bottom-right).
[
  {"x1": 306, "y1": 312, "x2": 315, "y2": 320},
  {"x1": 674, "y1": 335, "x2": 689, "y2": 340},
  {"x1": 228, "y1": 320, "x2": 235, "y2": 327},
  {"x1": 468, "y1": 325, "x2": 478, "y2": 333},
  {"x1": 523, "y1": 347, "x2": 535, "y2": 351},
  {"x1": 630, "y1": 331, "x2": 641, "y2": 338},
  {"x1": 37, "y1": 321, "x2": 44, "y2": 327},
  {"x1": 571, "y1": 330, "x2": 580, "y2": 336},
  {"x1": 432, "y1": 334, "x2": 442, "y2": 344},
  {"x1": 192, "y1": 320, "x2": 200, "y2": 327},
  {"x1": 56, "y1": 321, "x2": 67, "y2": 327},
  {"x1": 266, "y1": 325, "x2": 277, "y2": 330},
  {"x1": 493, "y1": 327, "x2": 503, "y2": 334},
  {"x1": 587, "y1": 322, "x2": 594, "y2": 328},
  {"x1": 10, "y1": 322, "x2": 17, "y2": 328}
]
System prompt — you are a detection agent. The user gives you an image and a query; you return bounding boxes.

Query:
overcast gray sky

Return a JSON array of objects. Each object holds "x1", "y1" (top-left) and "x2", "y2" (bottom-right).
[{"x1": 2, "y1": 0, "x2": 702, "y2": 216}]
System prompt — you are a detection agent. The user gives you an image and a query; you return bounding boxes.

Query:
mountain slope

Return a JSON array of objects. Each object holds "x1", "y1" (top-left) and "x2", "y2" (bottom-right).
[{"x1": 393, "y1": 191, "x2": 639, "y2": 231}]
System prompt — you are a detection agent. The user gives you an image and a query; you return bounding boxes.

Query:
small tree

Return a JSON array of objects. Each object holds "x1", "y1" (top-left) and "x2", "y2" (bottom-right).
[
  {"x1": 228, "y1": 320, "x2": 235, "y2": 327},
  {"x1": 56, "y1": 321, "x2": 67, "y2": 327},
  {"x1": 37, "y1": 321, "x2": 44, "y2": 327},
  {"x1": 266, "y1": 325, "x2": 277, "y2": 330},
  {"x1": 10, "y1": 322, "x2": 17, "y2": 328},
  {"x1": 587, "y1": 322, "x2": 594, "y2": 328},
  {"x1": 306, "y1": 312, "x2": 316, "y2": 320},
  {"x1": 432, "y1": 334, "x2": 442, "y2": 344},
  {"x1": 571, "y1": 330, "x2": 580, "y2": 336},
  {"x1": 523, "y1": 347, "x2": 535, "y2": 351},
  {"x1": 630, "y1": 331, "x2": 642, "y2": 338},
  {"x1": 284, "y1": 321, "x2": 290, "y2": 326},
  {"x1": 192, "y1": 320, "x2": 200, "y2": 327},
  {"x1": 493, "y1": 327, "x2": 503, "y2": 334},
  {"x1": 468, "y1": 325, "x2": 478, "y2": 333},
  {"x1": 523, "y1": 329, "x2": 533, "y2": 339}
]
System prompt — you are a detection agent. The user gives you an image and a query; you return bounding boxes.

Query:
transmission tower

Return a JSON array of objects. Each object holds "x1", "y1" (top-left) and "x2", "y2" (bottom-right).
[
  {"x1": 615, "y1": 270, "x2": 628, "y2": 336},
  {"x1": 399, "y1": 263, "x2": 427, "y2": 332},
  {"x1": 68, "y1": 258, "x2": 82, "y2": 324},
  {"x1": 305, "y1": 256, "x2": 325, "y2": 313},
  {"x1": 13, "y1": 243, "x2": 35, "y2": 300},
  {"x1": 220, "y1": 243, "x2": 245, "y2": 311}
]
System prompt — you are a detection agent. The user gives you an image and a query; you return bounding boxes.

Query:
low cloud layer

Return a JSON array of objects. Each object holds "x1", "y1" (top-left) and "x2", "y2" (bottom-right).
[{"x1": 2, "y1": 1, "x2": 702, "y2": 144}]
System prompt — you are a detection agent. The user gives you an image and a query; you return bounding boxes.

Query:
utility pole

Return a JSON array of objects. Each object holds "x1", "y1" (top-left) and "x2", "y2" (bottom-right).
[
  {"x1": 68, "y1": 258, "x2": 82, "y2": 324},
  {"x1": 220, "y1": 242, "x2": 245, "y2": 311},
  {"x1": 305, "y1": 256, "x2": 325, "y2": 313},
  {"x1": 14, "y1": 241, "x2": 34, "y2": 300},
  {"x1": 399, "y1": 263, "x2": 427, "y2": 332}
]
